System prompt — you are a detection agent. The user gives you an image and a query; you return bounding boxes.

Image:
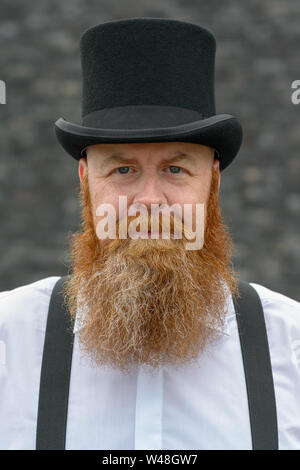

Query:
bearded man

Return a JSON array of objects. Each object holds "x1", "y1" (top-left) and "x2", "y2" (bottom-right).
[{"x1": 0, "y1": 18, "x2": 300, "y2": 451}]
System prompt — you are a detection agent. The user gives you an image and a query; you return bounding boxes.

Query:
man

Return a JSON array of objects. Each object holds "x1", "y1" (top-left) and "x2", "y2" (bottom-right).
[{"x1": 0, "y1": 17, "x2": 300, "y2": 450}]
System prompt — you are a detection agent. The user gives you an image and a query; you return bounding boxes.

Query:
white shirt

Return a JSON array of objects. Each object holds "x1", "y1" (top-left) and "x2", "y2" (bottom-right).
[{"x1": 0, "y1": 275, "x2": 300, "y2": 450}]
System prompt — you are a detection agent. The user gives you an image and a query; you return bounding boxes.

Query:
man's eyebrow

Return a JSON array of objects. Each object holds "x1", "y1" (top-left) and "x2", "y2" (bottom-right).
[
  {"x1": 101, "y1": 151, "x2": 198, "y2": 168},
  {"x1": 160, "y1": 152, "x2": 198, "y2": 167}
]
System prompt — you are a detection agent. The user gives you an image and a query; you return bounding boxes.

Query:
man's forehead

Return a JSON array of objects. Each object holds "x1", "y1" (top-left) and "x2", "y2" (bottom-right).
[{"x1": 86, "y1": 141, "x2": 214, "y2": 167}]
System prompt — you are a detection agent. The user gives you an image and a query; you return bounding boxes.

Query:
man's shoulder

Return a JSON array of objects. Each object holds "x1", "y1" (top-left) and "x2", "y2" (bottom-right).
[
  {"x1": 249, "y1": 282, "x2": 300, "y2": 331},
  {"x1": 0, "y1": 276, "x2": 61, "y2": 331}
]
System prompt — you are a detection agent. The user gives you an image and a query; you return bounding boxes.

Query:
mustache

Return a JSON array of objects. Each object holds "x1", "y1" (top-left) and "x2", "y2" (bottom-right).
[
  {"x1": 95, "y1": 211, "x2": 200, "y2": 242},
  {"x1": 94, "y1": 212, "x2": 203, "y2": 261}
]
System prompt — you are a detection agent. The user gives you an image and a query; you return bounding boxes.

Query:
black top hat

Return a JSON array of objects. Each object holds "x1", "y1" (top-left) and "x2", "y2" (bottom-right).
[{"x1": 54, "y1": 17, "x2": 242, "y2": 172}]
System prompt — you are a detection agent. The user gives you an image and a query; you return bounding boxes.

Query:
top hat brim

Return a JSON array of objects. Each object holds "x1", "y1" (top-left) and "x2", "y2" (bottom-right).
[{"x1": 54, "y1": 113, "x2": 242, "y2": 173}]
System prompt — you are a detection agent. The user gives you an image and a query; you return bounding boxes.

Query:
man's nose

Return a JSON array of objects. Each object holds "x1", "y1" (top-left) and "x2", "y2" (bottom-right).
[{"x1": 131, "y1": 175, "x2": 167, "y2": 210}]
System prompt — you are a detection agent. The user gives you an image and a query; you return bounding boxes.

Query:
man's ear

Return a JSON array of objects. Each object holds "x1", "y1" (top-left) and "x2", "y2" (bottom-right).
[{"x1": 78, "y1": 157, "x2": 88, "y2": 184}]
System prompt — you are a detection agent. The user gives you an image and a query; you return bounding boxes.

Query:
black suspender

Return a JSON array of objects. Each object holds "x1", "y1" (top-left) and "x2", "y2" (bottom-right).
[
  {"x1": 36, "y1": 276, "x2": 278, "y2": 450},
  {"x1": 233, "y1": 280, "x2": 278, "y2": 450},
  {"x1": 36, "y1": 275, "x2": 73, "y2": 450}
]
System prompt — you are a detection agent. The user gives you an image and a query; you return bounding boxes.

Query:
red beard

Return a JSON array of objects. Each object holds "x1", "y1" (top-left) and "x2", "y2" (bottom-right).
[{"x1": 63, "y1": 165, "x2": 240, "y2": 374}]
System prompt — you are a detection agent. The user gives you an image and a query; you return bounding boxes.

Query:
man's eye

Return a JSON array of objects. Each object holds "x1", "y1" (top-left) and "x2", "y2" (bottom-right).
[
  {"x1": 167, "y1": 166, "x2": 183, "y2": 174},
  {"x1": 115, "y1": 167, "x2": 132, "y2": 174}
]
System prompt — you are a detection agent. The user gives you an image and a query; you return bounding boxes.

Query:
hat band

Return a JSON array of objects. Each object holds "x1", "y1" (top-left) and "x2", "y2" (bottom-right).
[{"x1": 82, "y1": 105, "x2": 206, "y2": 130}]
